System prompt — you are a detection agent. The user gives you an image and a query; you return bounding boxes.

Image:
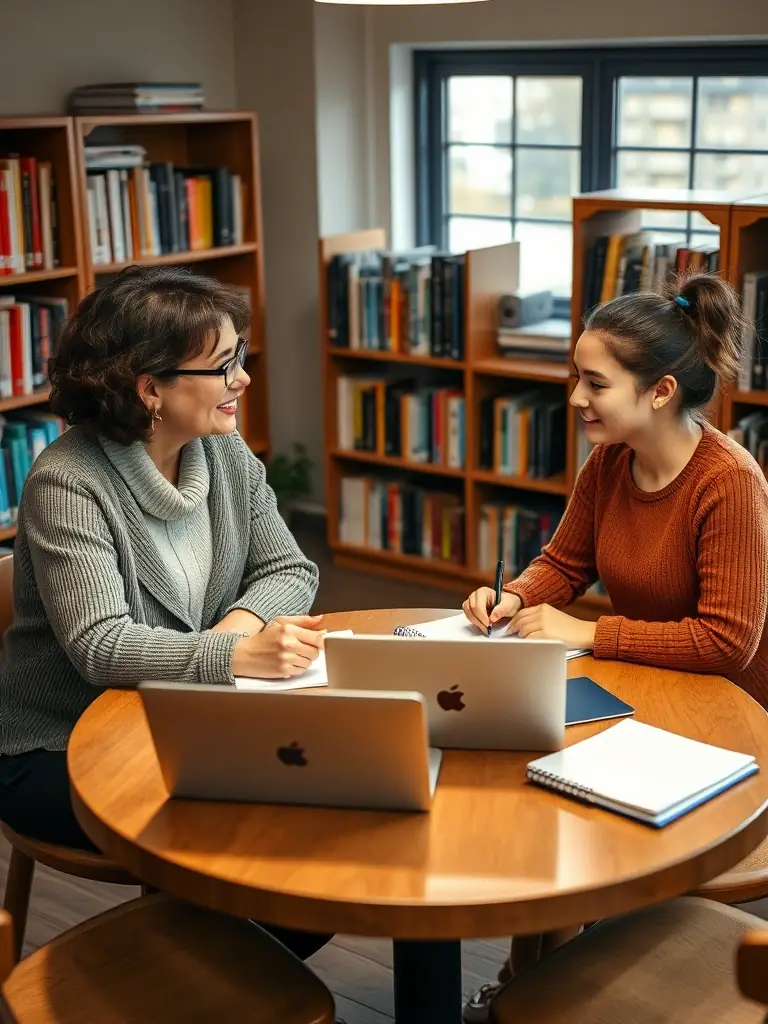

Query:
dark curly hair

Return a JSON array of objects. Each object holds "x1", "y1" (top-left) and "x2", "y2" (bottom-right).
[{"x1": 49, "y1": 265, "x2": 252, "y2": 444}]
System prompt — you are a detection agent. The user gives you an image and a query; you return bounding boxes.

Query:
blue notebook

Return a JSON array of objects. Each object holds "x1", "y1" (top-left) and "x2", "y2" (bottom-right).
[
  {"x1": 527, "y1": 719, "x2": 759, "y2": 827},
  {"x1": 566, "y1": 676, "x2": 634, "y2": 726}
]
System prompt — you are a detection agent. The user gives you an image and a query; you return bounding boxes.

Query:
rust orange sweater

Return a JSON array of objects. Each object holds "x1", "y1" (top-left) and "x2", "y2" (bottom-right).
[{"x1": 506, "y1": 423, "x2": 768, "y2": 709}]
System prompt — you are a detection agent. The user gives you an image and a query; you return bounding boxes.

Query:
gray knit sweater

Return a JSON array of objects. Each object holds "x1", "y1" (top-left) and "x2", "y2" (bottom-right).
[
  {"x1": 102, "y1": 436, "x2": 213, "y2": 630},
  {"x1": 0, "y1": 427, "x2": 319, "y2": 755}
]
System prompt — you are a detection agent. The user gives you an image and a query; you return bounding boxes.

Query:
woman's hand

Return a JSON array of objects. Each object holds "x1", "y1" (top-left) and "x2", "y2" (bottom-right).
[
  {"x1": 510, "y1": 604, "x2": 596, "y2": 649},
  {"x1": 462, "y1": 587, "x2": 522, "y2": 632},
  {"x1": 231, "y1": 615, "x2": 326, "y2": 678}
]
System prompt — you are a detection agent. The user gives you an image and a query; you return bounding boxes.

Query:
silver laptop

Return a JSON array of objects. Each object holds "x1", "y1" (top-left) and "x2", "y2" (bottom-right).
[
  {"x1": 139, "y1": 682, "x2": 442, "y2": 812},
  {"x1": 325, "y1": 634, "x2": 567, "y2": 751}
]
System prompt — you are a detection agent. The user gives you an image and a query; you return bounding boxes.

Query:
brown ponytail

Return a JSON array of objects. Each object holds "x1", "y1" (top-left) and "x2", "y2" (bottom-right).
[{"x1": 585, "y1": 272, "x2": 749, "y2": 411}]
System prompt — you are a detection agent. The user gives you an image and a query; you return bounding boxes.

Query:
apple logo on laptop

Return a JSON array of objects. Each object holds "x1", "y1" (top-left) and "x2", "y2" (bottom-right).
[
  {"x1": 277, "y1": 741, "x2": 307, "y2": 767},
  {"x1": 437, "y1": 684, "x2": 465, "y2": 712}
]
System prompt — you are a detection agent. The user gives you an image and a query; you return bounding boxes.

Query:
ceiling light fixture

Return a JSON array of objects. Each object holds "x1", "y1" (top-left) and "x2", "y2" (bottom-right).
[{"x1": 316, "y1": 0, "x2": 488, "y2": 5}]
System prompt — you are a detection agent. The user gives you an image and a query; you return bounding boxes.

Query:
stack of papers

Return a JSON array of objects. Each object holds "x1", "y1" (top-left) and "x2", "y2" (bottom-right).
[
  {"x1": 400, "y1": 613, "x2": 591, "y2": 661},
  {"x1": 234, "y1": 630, "x2": 353, "y2": 691}
]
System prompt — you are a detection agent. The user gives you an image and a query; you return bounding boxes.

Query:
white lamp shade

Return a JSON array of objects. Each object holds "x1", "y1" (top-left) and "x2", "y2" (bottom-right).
[{"x1": 316, "y1": 0, "x2": 488, "y2": 4}]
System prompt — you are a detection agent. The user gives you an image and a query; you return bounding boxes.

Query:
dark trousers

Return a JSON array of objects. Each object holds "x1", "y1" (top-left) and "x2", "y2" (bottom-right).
[{"x1": 0, "y1": 748, "x2": 333, "y2": 961}]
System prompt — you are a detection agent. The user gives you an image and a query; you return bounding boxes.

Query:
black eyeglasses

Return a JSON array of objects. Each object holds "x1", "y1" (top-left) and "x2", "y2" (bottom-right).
[{"x1": 157, "y1": 337, "x2": 249, "y2": 390}]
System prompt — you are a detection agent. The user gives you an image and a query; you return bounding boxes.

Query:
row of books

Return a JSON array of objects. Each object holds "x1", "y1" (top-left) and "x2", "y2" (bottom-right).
[
  {"x1": 327, "y1": 249, "x2": 465, "y2": 360},
  {"x1": 0, "y1": 412, "x2": 65, "y2": 527},
  {"x1": 86, "y1": 162, "x2": 246, "y2": 266},
  {"x1": 477, "y1": 499, "x2": 562, "y2": 575},
  {"x1": 736, "y1": 271, "x2": 768, "y2": 392},
  {"x1": 0, "y1": 295, "x2": 68, "y2": 397},
  {"x1": 479, "y1": 393, "x2": 566, "y2": 480},
  {"x1": 339, "y1": 475, "x2": 465, "y2": 564},
  {"x1": 0, "y1": 156, "x2": 60, "y2": 275},
  {"x1": 729, "y1": 411, "x2": 768, "y2": 471},
  {"x1": 582, "y1": 232, "x2": 719, "y2": 313},
  {"x1": 336, "y1": 376, "x2": 465, "y2": 468}
]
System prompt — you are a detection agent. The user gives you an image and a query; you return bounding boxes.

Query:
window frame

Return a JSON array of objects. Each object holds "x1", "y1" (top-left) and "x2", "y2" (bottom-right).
[{"x1": 415, "y1": 44, "x2": 768, "y2": 260}]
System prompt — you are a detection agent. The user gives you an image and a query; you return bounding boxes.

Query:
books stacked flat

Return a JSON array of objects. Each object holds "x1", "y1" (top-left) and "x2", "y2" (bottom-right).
[{"x1": 68, "y1": 83, "x2": 204, "y2": 114}]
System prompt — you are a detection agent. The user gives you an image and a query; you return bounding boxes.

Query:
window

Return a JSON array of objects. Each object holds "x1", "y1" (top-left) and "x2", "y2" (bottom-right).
[{"x1": 416, "y1": 47, "x2": 768, "y2": 300}]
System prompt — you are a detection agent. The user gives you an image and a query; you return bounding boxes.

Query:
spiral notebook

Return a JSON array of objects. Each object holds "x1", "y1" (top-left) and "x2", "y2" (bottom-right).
[{"x1": 526, "y1": 719, "x2": 759, "y2": 828}]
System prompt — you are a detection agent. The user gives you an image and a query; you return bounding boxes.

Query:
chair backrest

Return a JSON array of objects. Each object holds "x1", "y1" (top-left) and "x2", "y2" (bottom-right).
[
  {"x1": 0, "y1": 556, "x2": 13, "y2": 644},
  {"x1": 0, "y1": 910, "x2": 16, "y2": 1023}
]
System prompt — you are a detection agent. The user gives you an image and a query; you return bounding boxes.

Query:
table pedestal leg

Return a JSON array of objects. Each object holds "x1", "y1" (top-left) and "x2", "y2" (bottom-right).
[{"x1": 392, "y1": 939, "x2": 463, "y2": 1024}]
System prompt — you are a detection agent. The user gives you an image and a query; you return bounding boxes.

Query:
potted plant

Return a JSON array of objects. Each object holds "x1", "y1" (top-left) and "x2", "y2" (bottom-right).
[{"x1": 265, "y1": 442, "x2": 313, "y2": 524}]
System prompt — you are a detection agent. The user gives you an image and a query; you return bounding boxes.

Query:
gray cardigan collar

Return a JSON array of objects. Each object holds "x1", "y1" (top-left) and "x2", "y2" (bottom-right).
[{"x1": 99, "y1": 437, "x2": 209, "y2": 522}]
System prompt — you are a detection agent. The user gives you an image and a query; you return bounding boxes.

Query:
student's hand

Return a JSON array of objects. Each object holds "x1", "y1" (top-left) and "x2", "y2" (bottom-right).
[
  {"x1": 232, "y1": 617, "x2": 326, "y2": 678},
  {"x1": 463, "y1": 587, "x2": 522, "y2": 632},
  {"x1": 510, "y1": 604, "x2": 596, "y2": 649}
]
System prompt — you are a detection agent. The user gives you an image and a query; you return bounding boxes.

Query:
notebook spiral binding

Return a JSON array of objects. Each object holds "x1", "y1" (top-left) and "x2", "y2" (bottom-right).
[
  {"x1": 527, "y1": 768, "x2": 597, "y2": 804},
  {"x1": 393, "y1": 626, "x2": 427, "y2": 638}
]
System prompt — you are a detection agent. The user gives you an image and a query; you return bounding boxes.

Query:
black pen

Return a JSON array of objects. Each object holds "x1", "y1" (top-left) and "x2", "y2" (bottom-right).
[{"x1": 489, "y1": 558, "x2": 505, "y2": 637}]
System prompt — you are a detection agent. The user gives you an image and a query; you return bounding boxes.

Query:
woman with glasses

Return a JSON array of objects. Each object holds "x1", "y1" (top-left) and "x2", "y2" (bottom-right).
[{"x1": 0, "y1": 267, "x2": 330, "y2": 956}]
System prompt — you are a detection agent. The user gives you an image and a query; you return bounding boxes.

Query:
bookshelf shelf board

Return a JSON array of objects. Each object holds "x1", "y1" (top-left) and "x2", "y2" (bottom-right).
[
  {"x1": 0, "y1": 267, "x2": 79, "y2": 287},
  {"x1": 92, "y1": 243, "x2": 258, "y2": 275},
  {"x1": 330, "y1": 540, "x2": 467, "y2": 578},
  {"x1": 332, "y1": 449, "x2": 465, "y2": 479},
  {"x1": 76, "y1": 111, "x2": 254, "y2": 132},
  {"x1": 731, "y1": 390, "x2": 768, "y2": 408},
  {"x1": 472, "y1": 470, "x2": 569, "y2": 496},
  {"x1": 0, "y1": 527, "x2": 16, "y2": 542},
  {"x1": 328, "y1": 348, "x2": 464, "y2": 370},
  {"x1": 575, "y1": 187, "x2": 736, "y2": 212},
  {"x1": 0, "y1": 390, "x2": 52, "y2": 413},
  {"x1": 473, "y1": 357, "x2": 570, "y2": 384}
]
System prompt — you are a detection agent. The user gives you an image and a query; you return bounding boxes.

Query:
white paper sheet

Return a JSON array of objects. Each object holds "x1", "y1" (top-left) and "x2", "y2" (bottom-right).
[
  {"x1": 234, "y1": 629, "x2": 354, "y2": 691},
  {"x1": 403, "y1": 613, "x2": 590, "y2": 660}
]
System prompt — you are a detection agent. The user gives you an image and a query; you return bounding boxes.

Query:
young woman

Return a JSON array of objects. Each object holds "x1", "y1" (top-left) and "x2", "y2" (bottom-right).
[
  {"x1": 461, "y1": 272, "x2": 768, "y2": 1021},
  {"x1": 0, "y1": 265, "x2": 329, "y2": 960}
]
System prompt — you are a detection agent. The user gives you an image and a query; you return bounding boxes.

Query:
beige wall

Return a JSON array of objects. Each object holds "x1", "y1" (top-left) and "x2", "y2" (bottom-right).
[
  {"x1": 0, "y1": 0, "x2": 237, "y2": 115},
  {"x1": 233, "y1": 0, "x2": 326, "y2": 499},
  {"x1": 314, "y1": 5, "x2": 371, "y2": 236}
]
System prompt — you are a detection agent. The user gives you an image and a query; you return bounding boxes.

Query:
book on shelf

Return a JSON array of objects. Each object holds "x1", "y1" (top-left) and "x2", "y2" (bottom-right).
[
  {"x1": 339, "y1": 474, "x2": 464, "y2": 564},
  {"x1": 497, "y1": 318, "x2": 570, "y2": 362},
  {"x1": 336, "y1": 375, "x2": 465, "y2": 469},
  {"x1": 477, "y1": 496, "x2": 562, "y2": 575},
  {"x1": 582, "y1": 232, "x2": 719, "y2": 314},
  {"x1": 69, "y1": 82, "x2": 204, "y2": 114},
  {"x1": 728, "y1": 410, "x2": 768, "y2": 473},
  {"x1": 736, "y1": 270, "x2": 768, "y2": 392},
  {"x1": 0, "y1": 295, "x2": 68, "y2": 397},
  {"x1": 0, "y1": 156, "x2": 60, "y2": 274},
  {"x1": 479, "y1": 392, "x2": 566, "y2": 480},
  {"x1": 0, "y1": 411, "x2": 65, "y2": 527},
  {"x1": 326, "y1": 248, "x2": 464, "y2": 360},
  {"x1": 86, "y1": 162, "x2": 246, "y2": 266}
]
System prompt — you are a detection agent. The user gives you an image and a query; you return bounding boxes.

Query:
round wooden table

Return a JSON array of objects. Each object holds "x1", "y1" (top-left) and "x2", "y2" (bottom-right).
[{"x1": 69, "y1": 608, "x2": 768, "y2": 1024}]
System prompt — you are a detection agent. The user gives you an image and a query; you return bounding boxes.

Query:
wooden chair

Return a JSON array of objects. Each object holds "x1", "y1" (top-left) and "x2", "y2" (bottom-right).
[
  {"x1": 0, "y1": 892, "x2": 335, "y2": 1023},
  {"x1": 692, "y1": 837, "x2": 768, "y2": 904},
  {"x1": 490, "y1": 897, "x2": 768, "y2": 1023},
  {"x1": 0, "y1": 556, "x2": 143, "y2": 961}
]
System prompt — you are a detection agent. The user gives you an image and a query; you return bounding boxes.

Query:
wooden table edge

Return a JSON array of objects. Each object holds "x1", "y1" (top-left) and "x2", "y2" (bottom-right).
[{"x1": 69, "y1": 756, "x2": 768, "y2": 939}]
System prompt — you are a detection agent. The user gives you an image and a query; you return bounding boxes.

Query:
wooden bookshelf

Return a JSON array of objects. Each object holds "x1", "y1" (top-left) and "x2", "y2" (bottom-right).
[
  {"x1": 0, "y1": 112, "x2": 271, "y2": 544},
  {"x1": 321, "y1": 188, "x2": 768, "y2": 618},
  {"x1": 73, "y1": 110, "x2": 270, "y2": 461}
]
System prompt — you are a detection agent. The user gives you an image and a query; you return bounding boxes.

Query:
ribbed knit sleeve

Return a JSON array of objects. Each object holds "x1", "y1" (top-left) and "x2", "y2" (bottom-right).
[
  {"x1": 25, "y1": 468, "x2": 241, "y2": 688},
  {"x1": 505, "y1": 447, "x2": 601, "y2": 609},
  {"x1": 223, "y1": 440, "x2": 319, "y2": 623},
  {"x1": 594, "y1": 468, "x2": 768, "y2": 674}
]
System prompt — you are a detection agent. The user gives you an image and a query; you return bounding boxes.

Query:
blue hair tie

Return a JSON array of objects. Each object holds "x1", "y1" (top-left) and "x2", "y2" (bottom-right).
[{"x1": 674, "y1": 295, "x2": 691, "y2": 309}]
